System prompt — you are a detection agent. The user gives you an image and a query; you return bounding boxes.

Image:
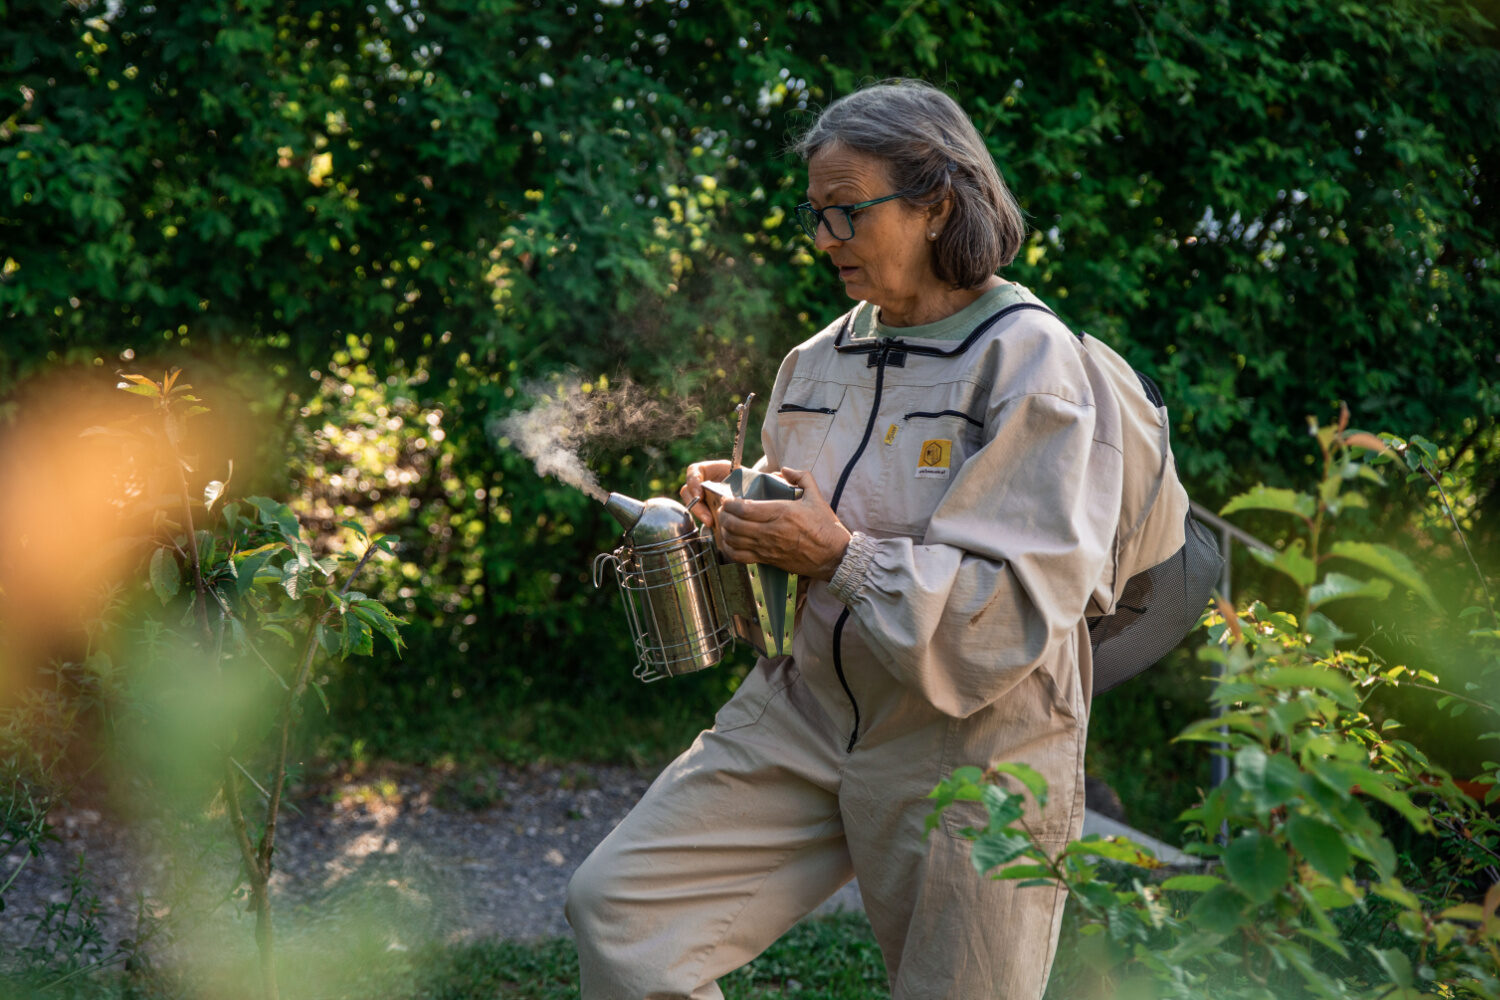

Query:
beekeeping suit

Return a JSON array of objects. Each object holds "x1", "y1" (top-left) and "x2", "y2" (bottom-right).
[{"x1": 567, "y1": 283, "x2": 1189, "y2": 999}]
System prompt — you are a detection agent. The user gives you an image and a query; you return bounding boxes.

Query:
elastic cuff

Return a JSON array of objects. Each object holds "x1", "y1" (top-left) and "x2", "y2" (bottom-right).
[{"x1": 827, "y1": 530, "x2": 877, "y2": 606}]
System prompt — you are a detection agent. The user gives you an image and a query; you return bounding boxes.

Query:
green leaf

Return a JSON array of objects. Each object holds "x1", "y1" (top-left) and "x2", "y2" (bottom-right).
[
  {"x1": 344, "y1": 615, "x2": 374, "y2": 658},
  {"x1": 970, "y1": 829, "x2": 1034, "y2": 874},
  {"x1": 1223, "y1": 831, "x2": 1290, "y2": 905},
  {"x1": 350, "y1": 601, "x2": 405, "y2": 655},
  {"x1": 1357, "y1": 777, "x2": 1435, "y2": 834},
  {"x1": 149, "y1": 548, "x2": 180, "y2": 603},
  {"x1": 1234, "y1": 745, "x2": 1303, "y2": 813},
  {"x1": 261, "y1": 624, "x2": 296, "y2": 647},
  {"x1": 1063, "y1": 835, "x2": 1162, "y2": 867},
  {"x1": 281, "y1": 564, "x2": 305, "y2": 600},
  {"x1": 235, "y1": 549, "x2": 278, "y2": 598},
  {"x1": 1258, "y1": 666, "x2": 1358, "y2": 706},
  {"x1": 1326, "y1": 541, "x2": 1440, "y2": 612},
  {"x1": 1370, "y1": 946, "x2": 1414, "y2": 987},
  {"x1": 1439, "y1": 902, "x2": 1487, "y2": 922},
  {"x1": 1292, "y1": 884, "x2": 1350, "y2": 958},
  {"x1": 248, "y1": 496, "x2": 303, "y2": 545},
  {"x1": 980, "y1": 783, "x2": 1025, "y2": 831},
  {"x1": 1309, "y1": 884, "x2": 1359, "y2": 909},
  {"x1": 990, "y1": 863, "x2": 1053, "y2": 881},
  {"x1": 1161, "y1": 874, "x2": 1225, "y2": 893},
  {"x1": 989, "y1": 761, "x2": 1049, "y2": 808},
  {"x1": 1188, "y1": 883, "x2": 1248, "y2": 935},
  {"x1": 309, "y1": 678, "x2": 330, "y2": 714},
  {"x1": 338, "y1": 610, "x2": 355, "y2": 659},
  {"x1": 1286, "y1": 814, "x2": 1351, "y2": 881},
  {"x1": 1176, "y1": 711, "x2": 1262, "y2": 743},
  {"x1": 1221, "y1": 485, "x2": 1316, "y2": 520},
  {"x1": 1249, "y1": 539, "x2": 1317, "y2": 588},
  {"x1": 1308, "y1": 572, "x2": 1393, "y2": 609},
  {"x1": 1346, "y1": 829, "x2": 1398, "y2": 879},
  {"x1": 1304, "y1": 611, "x2": 1354, "y2": 652},
  {"x1": 1371, "y1": 881, "x2": 1422, "y2": 913}
]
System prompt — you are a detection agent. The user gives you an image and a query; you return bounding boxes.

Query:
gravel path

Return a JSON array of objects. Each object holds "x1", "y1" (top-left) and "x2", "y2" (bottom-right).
[{"x1": 1, "y1": 762, "x2": 865, "y2": 960}]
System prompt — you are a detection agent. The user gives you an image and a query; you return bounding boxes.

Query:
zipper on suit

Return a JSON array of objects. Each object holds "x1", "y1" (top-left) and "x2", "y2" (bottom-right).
[
  {"x1": 831, "y1": 608, "x2": 858, "y2": 752},
  {"x1": 828, "y1": 340, "x2": 895, "y2": 751}
]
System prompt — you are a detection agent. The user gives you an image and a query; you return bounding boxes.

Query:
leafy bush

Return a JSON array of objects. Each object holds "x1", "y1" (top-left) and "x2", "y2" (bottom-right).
[
  {"x1": 4, "y1": 0, "x2": 1498, "y2": 748},
  {"x1": 2, "y1": 371, "x2": 407, "y2": 999},
  {"x1": 933, "y1": 416, "x2": 1500, "y2": 999}
]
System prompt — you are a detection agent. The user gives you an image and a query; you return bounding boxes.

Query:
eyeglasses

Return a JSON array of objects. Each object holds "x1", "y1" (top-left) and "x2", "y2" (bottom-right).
[{"x1": 794, "y1": 191, "x2": 912, "y2": 241}]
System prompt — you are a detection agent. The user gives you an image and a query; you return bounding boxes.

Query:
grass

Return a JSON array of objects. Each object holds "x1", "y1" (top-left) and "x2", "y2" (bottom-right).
[
  {"x1": 402, "y1": 912, "x2": 889, "y2": 1000},
  {"x1": 1, "y1": 912, "x2": 892, "y2": 1000}
]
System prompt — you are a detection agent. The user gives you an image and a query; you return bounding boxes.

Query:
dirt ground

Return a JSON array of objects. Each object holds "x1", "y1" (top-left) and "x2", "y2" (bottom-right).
[{"x1": 1, "y1": 760, "x2": 866, "y2": 963}]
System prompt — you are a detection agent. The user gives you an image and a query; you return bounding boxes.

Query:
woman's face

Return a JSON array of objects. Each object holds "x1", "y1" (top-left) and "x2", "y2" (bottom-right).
[{"x1": 804, "y1": 143, "x2": 949, "y2": 327}]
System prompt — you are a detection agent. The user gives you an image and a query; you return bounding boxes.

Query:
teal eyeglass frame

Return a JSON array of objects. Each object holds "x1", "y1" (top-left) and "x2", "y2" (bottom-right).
[{"x1": 794, "y1": 190, "x2": 913, "y2": 241}]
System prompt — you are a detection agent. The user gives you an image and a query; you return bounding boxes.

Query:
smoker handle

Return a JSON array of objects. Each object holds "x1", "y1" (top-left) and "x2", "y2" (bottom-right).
[{"x1": 592, "y1": 549, "x2": 621, "y2": 589}]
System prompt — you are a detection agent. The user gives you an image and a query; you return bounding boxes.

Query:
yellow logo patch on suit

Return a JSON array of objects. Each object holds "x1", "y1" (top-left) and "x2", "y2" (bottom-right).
[{"x1": 915, "y1": 439, "x2": 952, "y2": 479}]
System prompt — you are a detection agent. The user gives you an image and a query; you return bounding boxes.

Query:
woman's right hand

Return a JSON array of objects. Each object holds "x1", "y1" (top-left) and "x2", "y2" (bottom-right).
[{"x1": 680, "y1": 459, "x2": 732, "y2": 528}]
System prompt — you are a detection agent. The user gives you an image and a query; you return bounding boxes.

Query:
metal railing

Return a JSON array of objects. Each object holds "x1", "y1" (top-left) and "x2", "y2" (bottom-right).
[{"x1": 1189, "y1": 502, "x2": 1275, "y2": 789}]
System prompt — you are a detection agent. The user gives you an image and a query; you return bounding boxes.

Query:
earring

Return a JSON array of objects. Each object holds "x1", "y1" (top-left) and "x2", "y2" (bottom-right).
[{"x1": 928, "y1": 232, "x2": 937, "y2": 240}]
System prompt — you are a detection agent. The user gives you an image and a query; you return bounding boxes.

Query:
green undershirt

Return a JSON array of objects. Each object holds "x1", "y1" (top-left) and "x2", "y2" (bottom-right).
[{"x1": 849, "y1": 281, "x2": 1032, "y2": 342}]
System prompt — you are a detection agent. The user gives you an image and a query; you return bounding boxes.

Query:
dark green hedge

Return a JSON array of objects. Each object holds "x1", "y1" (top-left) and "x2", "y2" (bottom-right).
[{"x1": 3, "y1": 0, "x2": 1497, "y2": 756}]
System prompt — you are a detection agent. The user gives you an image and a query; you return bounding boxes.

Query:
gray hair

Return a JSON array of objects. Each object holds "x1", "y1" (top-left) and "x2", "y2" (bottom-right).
[{"x1": 792, "y1": 80, "x2": 1025, "y2": 288}]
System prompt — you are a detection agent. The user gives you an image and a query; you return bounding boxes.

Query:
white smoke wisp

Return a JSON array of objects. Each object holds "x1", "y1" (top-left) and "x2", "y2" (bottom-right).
[
  {"x1": 496, "y1": 382, "x2": 608, "y2": 502},
  {"x1": 495, "y1": 375, "x2": 703, "y2": 503}
]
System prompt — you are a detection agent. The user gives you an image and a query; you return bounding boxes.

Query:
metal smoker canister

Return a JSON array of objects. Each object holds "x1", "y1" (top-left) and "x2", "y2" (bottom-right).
[{"x1": 593, "y1": 493, "x2": 732, "y2": 682}]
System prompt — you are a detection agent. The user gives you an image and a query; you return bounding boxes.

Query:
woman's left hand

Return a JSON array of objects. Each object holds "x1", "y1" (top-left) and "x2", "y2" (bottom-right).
[{"x1": 714, "y1": 468, "x2": 852, "y2": 581}]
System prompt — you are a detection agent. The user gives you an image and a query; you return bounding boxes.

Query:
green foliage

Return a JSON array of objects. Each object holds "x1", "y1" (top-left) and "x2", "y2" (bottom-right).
[
  {"x1": 1085, "y1": 643, "x2": 1216, "y2": 842},
  {"x1": 933, "y1": 418, "x2": 1500, "y2": 999},
  {"x1": 3, "y1": 0, "x2": 1498, "y2": 743},
  {"x1": 0, "y1": 371, "x2": 408, "y2": 998},
  {"x1": 26, "y1": 910, "x2": 883, "y2": 1000},
  {"x1": 396, "y1": 911, "x2": 886, "y2": 1000},
  {"x1": 0, "y1": 856, "x2": 166, "y2": 998}
]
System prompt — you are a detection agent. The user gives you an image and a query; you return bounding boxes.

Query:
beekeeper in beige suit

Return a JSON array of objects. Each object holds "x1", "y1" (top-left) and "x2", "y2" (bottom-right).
[{"x1": 567, "y1": 79, "x2": 1189, "y2": 999}]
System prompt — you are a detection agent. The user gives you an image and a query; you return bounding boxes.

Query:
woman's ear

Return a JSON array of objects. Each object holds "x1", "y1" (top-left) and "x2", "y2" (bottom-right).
[{"x1": 926, "y1": 196, "x2": 955, "y2": 239}]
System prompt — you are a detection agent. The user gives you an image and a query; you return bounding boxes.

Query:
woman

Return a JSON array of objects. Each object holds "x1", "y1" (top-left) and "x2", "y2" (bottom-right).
[{"x1": 567, "y1": 79, "x2": 1186, "y2": 999}]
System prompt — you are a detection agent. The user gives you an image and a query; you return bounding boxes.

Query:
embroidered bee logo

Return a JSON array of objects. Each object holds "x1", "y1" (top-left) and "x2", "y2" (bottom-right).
[{"x1": 916, "y1": 439, "x2": 952, "y2": 479}]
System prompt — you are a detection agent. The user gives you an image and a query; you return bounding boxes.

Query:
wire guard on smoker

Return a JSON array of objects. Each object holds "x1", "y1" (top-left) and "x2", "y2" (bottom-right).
[{"x1": 593, "y1": 518, "x2": 732, "y2": 683}]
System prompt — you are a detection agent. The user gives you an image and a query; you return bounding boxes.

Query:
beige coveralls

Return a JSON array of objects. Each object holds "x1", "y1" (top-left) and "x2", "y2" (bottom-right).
[{"x1": 567, "y1": 287, "x2": 1189, "y2": 999}]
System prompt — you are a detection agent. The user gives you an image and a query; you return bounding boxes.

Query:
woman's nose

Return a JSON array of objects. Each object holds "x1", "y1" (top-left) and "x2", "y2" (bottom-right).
[{"x1": 812, "y1": 219, "x2": 843, "y2": 252}]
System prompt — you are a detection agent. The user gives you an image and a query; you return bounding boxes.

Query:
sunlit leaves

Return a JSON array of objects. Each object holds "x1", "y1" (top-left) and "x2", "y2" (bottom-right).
[
  {"x1": 350, "y1": 599, "x2": 406, "y2": 656},
  {"x1": 1159, "y1": 874, "x2": 1223, "y2": 893},
  {"x1": 1248, "y1": 537, "x2": 1317, "y2": 587},
  {"x1": 1221, "y1": 486, "x2": 1317, "y2": 522},
  {"x1": 1325, "y1": 541, "x2": 1441, "y2": 613},
  {"x1": 988, "y1": 760, "x2": 1049, "y2": 808},
  {"x1": 149, "y1": 547, "x2": 180, "y2": 603},
  {"x1": 1307, "y1": 571, "x2": 1393, "y2": 609}
]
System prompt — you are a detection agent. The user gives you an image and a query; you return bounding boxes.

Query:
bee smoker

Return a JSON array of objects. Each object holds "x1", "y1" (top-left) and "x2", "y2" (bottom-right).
[
  {"x1": 592, "y1": 395, "x2": 801, "y2": 682},
  {"x1": 593, "y1": 492, "x2": 734, "y2": 682}
]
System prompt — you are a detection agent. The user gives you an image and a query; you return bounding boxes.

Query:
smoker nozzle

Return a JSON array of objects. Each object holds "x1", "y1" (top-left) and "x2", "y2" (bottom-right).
[{"x1": 603, "y1": 492, "x2": 646, "y2": 532}]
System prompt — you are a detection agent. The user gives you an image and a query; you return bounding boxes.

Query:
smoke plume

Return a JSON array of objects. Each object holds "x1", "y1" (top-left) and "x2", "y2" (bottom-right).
[{"x1": 496, "y1": 374, "x2": 703, "y2": 502}]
